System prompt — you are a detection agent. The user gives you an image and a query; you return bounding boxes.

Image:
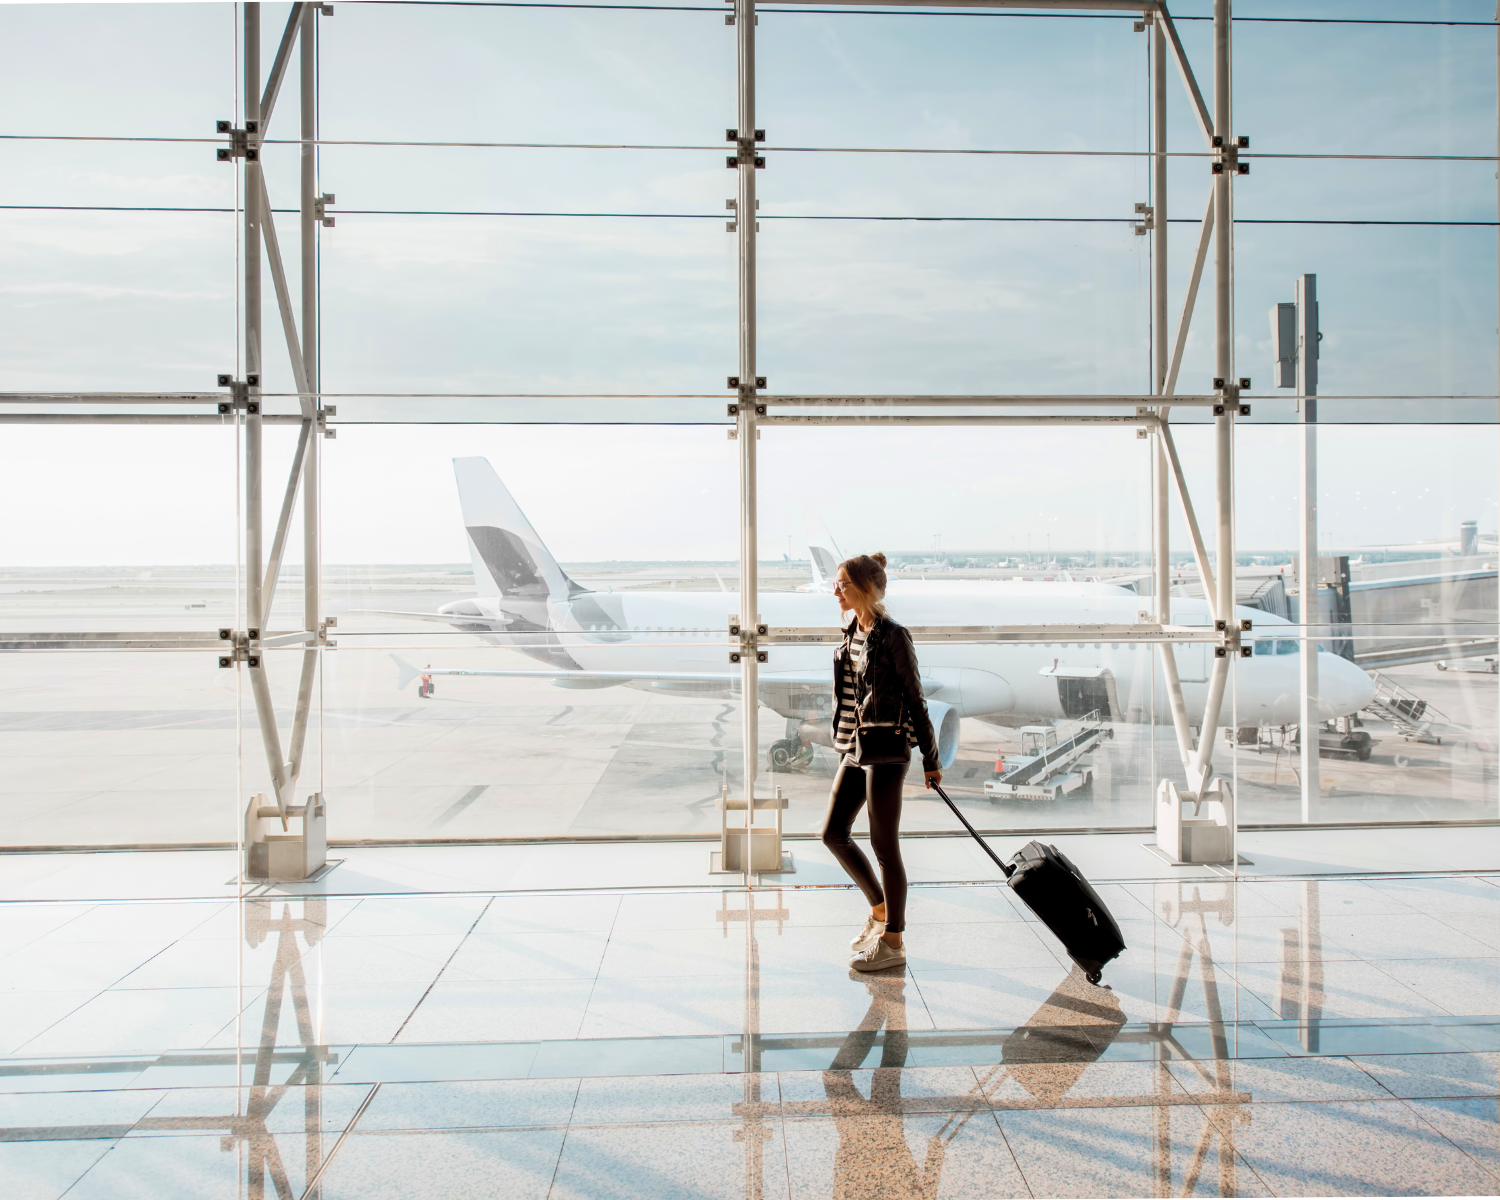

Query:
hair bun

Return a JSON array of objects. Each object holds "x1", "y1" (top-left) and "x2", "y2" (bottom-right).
[{"x1": 870, "y1": 552, "x2": 888, "y2": 569}]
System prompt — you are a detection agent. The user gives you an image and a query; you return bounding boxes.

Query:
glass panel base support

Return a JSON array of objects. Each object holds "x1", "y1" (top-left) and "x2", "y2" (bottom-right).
[
  {"x1": 710, "y1": 847, "x2": 795, "y2": 875},
  {"x1": 1154, "y1": 778, "x2": 1235, "y2": 865},
  {"x1": 244, "y1": 791, "x2": 328, "y2": 881},
  {"x1": 713, "y1": 785, "x2": 792, "y2": 873}
]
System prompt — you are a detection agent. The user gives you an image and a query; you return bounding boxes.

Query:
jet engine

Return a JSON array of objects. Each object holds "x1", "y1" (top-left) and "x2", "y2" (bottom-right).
[{"x1": 927, "y1": 700, "x2": 961, "y2": 770}]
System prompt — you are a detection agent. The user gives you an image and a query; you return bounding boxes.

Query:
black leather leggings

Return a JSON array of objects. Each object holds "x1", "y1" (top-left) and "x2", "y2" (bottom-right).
[{"x1": 820, "y1": 758, "x2": 909, "y2": 933}]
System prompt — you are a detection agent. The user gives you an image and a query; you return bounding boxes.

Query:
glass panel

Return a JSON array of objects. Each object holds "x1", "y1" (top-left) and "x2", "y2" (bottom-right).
[
  {"x1": 759, "y1": 424, "x2": 1160, "y2": 834},
  {"x1": 0, "y1": 425, "x2": 242, "y2": 848},
  {"x1": 1232, "y1": 11, "x2": 1497, "y2": 157},
  {"x1": 1228, "y1": 424, "x2": 1499, "y2": 824},
  {"x1": 759, "y1": 10, "x2": 1148, "y2": 151},
  {"x1": 1222, "y1": 224, "x2": 1497, "y2": 423},
  {"x1": 0, "y1": 208, "x2": 237, "y2": 394},
  {"x1": 0, "y1": 3, "x2": 236, "y2": 138},
  {"x1": 321, "y1": 424, "x2": 741, "y2": 839},
  {"x1": 320, "y1": 215, "x2": 733, "y2": 421},
  {"x1": 318, "y1": 5, "x2": 729, "y2": 145},
  {"x1": 760, "y1": 220, "x2": 1153, "y2": 396}
]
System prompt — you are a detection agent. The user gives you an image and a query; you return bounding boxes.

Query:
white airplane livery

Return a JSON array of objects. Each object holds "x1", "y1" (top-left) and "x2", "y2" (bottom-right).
[{"x1": 389, "y1": 458, "x2": 1378, "y2": 771}]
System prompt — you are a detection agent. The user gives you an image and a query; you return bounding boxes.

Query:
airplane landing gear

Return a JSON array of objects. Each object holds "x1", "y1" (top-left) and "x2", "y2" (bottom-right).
[{"x1": 769, "y1": 738, "x2": 814, "y2": 772}]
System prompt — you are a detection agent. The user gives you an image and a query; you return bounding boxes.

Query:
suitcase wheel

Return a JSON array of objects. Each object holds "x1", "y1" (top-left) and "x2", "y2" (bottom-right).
[{"x1": 1086, "y1": 969, "x2": 1102, "y2": 986}]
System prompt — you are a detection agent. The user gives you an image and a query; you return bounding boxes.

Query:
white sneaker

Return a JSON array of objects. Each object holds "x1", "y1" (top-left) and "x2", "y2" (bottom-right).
[
  {"x1": 851, "y1": 938, "x2": 907, "y2": 973},
  {"x1": 851, "y1": 915, "x2": 886, "y2": 952}
]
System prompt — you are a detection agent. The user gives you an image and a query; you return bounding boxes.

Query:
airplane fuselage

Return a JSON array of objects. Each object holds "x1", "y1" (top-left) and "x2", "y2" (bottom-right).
[{"x1": 444, "y1": 580, "x2": 1377, "y2": 730}]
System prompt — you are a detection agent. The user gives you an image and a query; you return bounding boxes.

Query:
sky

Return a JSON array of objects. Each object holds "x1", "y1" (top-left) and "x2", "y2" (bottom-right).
[{"x1": 0, "y1": 1, "x2": 1495, "y2": 564}]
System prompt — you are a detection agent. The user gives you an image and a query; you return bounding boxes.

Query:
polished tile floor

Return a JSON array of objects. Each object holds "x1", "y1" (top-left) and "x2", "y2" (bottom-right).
[{"x1": 3, "y1": 867, "x2": 1499, "y2": 1197}]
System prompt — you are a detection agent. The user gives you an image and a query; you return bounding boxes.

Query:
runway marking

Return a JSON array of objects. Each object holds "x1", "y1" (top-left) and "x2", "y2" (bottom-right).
[{"x1": 430, "y1": 785, "x2": 490, "y2": 830}]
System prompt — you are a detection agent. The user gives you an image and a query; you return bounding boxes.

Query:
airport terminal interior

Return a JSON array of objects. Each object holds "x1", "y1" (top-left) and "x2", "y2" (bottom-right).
[{"x1": 2, "y1": 0, "x2": 1499, "y2": 1196}]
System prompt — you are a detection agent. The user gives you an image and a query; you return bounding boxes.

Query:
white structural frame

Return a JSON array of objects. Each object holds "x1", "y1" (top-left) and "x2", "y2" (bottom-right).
[
  {"x1": 6, "y1": 0, "x2": 1413, "y2": 855},
  {"x1": 735, "y1": 0, "x2": 1243, "y2": 848}
]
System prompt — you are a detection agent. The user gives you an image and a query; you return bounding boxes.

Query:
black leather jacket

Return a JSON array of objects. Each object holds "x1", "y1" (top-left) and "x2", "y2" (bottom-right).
[{"x1": 832, "y1": 614, "x2": 940, "y2": 773}]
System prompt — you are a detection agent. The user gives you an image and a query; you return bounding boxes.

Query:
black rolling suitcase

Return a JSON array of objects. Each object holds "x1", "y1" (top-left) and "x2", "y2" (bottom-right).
[{"x1": 932, "y1": 784, "x2": 1125, "y2": 984}]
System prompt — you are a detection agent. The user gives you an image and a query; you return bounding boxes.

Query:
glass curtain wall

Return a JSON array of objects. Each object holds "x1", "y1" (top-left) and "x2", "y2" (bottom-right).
[
  {"x1": 0, "y1": 5, "x2": 243, "y2": 849},
  {"x1": 0, "y1": 2, "x2": 1494, "y2": 850}
]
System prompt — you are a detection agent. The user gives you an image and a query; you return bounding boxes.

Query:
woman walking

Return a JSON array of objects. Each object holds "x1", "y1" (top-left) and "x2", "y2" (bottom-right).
[{"x1": 822, "y1": 553, "x2": 942, "y2": 972}]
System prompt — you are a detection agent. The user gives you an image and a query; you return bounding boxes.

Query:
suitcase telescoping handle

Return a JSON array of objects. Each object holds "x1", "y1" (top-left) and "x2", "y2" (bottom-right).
[{"x1": 931, "y1": 783, "x2": 1015, "y2": 879}]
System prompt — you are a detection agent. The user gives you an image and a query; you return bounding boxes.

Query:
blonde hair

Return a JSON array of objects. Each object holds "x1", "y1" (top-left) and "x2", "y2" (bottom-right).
[{"x1": 840, "y1": 552, "x2": 889, "y2": 618}]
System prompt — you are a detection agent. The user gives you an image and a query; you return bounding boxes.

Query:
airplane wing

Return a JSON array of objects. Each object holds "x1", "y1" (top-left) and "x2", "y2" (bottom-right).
[
  {"x1": 390, "y1": 654, "x2": 830, "y2": 690},
  {"x1": 350, "y1": 609, "x2": 511, "y2": 626}
]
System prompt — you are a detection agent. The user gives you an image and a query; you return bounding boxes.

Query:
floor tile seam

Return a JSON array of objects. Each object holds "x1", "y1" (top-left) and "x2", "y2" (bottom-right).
[
  {"x1": 1396, "y1": 1096, "x2": 1500, "y2": 1188},
  {"x1": 1358, "y1": 955, "x2": 1482, "y2": 1019},
  {"x1": 575, "y1": 893, "x2": 627, "y2": 1044},
  {"x1": 51, "y1": 1137, "x2": 119, "y2": 1200},
  {"x1": 903, "y1": 974, "x2": 950, "y2": 1042},
  {"x1": 387, "y1": 895, "x2": 496, "y2": 1044},
  {"x1": 23, "y1": 867, "x2": 1496, "y2": 906},
  {"x1": 6, "y1": 979, "x2": 132, "y2": 1058},
  {"x1": 1351, "y1": 949, "x2": 1500, "y2": 964},
  {"x1": 1168, "y1": 1080, "x2": 1289, "y2": 1200},
  {"x1": 981, "y1": 1105, "x2": 1036, "y2": 1200},
  {"x1": 543, "y1": 1106, "x2": 576, "y2": 1200},
  {"x1": 344, "y1": 1121, "x2": 578, "y2": 1136}
]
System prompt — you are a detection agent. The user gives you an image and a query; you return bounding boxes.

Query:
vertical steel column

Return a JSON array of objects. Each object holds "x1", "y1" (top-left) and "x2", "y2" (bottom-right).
[
  {"x1": 1297, "y1": 273, "x2": 1320, "y2": 820},
  {"x1": 735, "y1": 0, "x2": 760, "y2": 807},
  {"x1": 285, "y1": 1, "x2": 321, "y2": 797},
  {"x1": 300, "y1": 1, "x2": 319, "y2": 639},
  {"x1": 1153, "y1": 14, "x2": 1169, "y2": 620},
  {"x1": 1191, "y1": 0, "x2": 1234, "y2": 788},
  {"x1": 245, "y1": 2, "x2": 264, "y2": 635},
  {"x1": 1152, "y1": 16, "x2": 1193, "y2": 776},
  {"x1": 244, "y1": 2, "x2": 291, "y2": 820}
]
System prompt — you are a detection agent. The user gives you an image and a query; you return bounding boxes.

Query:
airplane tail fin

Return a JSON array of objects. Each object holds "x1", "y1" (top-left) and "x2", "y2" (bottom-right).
[
  {"x1": 390, "y1": 654, "x2": 421, "y2": 690},
  {"x1": 804, "y1": 509, "x2": 843, "y2": 592},
  {"x1": 453, "y1": 457, "x2": 585, "y2": 600}
]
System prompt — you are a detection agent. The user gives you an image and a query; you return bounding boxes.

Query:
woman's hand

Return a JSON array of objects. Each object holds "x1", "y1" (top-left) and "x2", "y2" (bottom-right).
[{"x1": 924, "y1": 769, "x2": 942, "y2": 790}]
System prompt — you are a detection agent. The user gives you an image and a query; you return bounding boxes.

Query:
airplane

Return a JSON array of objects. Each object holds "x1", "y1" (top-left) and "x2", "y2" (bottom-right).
[{"x1": 383, "y1": 457, "x2": 1378, "y2": 774}]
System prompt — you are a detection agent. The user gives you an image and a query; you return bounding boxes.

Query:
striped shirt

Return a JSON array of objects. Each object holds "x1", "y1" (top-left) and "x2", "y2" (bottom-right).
[{"x1": 832, "y1": 626, "x2": 868, "y2": 754}]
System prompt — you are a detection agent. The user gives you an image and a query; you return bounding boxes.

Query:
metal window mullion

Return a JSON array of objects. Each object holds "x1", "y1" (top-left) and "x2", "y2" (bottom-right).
[
  {"x1": 301, "y1": 0, "x2": 321, "y2": 639},
  {"x1": 736, "y1": 0, "x2": 760, "y2": 822}
]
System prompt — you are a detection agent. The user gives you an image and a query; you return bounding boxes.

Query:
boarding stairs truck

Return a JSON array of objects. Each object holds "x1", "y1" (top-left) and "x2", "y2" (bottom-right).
[
  {"x1": 984, "y1": 710, "x2": 1113, "y2": 802},
  {"x1": 1363, "y1": 672, "x2": 1444, "y2": 745}
]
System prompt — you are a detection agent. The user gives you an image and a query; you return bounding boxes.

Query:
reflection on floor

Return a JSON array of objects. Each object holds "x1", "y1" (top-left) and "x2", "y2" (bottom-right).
[{"x1": 2, "y1": 870, "x2": 1499, "y2": 1197}]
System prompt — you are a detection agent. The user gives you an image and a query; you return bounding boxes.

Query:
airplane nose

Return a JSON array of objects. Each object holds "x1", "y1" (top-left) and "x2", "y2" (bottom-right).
[{"x1": 1319, "y1": 651, "x2": 1376, "y2": 717}]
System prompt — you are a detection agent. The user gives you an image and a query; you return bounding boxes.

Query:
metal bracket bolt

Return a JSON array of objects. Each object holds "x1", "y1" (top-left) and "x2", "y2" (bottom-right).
[
  {"x1": 314, "y1": 193, "x2": 336, "y2": 228},
  {"x1": 1133, "y1": 202, "x2": 1154, "y2": 235},
  {"x1": 728, "y1": 618, "x2": 769, "y2": 664},
  {"x1": 725, "y1": 197, "x2": 761, "y2": 233},
  {"x1": 217, "y1": 629, "x2": 259, "y2": 668},
  {"x1": 217, "y1": 376, "x2": 260, "y2": 414},
  {"x1": 725, "y1": 130, "x2": 767, "y2": 169},
  {"x1": 216, "y1": 120, "x2": 258, "y2": 163},
  {"x1": 1210, "y1": 135, "x2": 1250, "y2": 175},
  {"x1": 727, "y1": 376, "x2": 767, "y2": 390}
]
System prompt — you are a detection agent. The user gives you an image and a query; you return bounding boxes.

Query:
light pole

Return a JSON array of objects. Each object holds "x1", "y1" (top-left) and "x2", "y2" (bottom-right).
[{"x1": 1272, "y1": 274, "x2": 1320, "y2": 820}]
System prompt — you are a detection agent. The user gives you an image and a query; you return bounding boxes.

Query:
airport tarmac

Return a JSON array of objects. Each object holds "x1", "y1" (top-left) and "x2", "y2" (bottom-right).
[{"x1": 0, "y1": 566, "x2": 1494, "y2": 848}]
